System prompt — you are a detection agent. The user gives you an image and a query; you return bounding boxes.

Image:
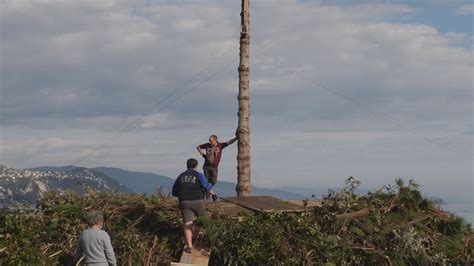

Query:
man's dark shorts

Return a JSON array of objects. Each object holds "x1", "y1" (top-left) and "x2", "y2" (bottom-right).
[
  {"x1": 179, "y1": 199, "x2": 207, "y2": 223},
  {"x1": 203, "y1": 165, "x2": 218, "y2": 185}
]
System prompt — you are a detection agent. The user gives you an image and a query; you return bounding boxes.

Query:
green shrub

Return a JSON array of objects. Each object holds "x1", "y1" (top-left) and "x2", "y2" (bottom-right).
[{"x1": 0, "y1": 178, "x2": 472, "y2": 265}]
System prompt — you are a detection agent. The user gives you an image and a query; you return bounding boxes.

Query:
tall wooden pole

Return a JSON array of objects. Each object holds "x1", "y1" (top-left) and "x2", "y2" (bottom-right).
[{"x1": 236, "y1": 0, "x2": 251, "y2": 196}]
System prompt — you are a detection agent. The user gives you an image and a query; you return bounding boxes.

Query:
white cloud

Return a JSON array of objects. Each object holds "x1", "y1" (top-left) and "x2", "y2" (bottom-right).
[
  {"x1": 457, "y1": 4, "x2": 474, "y2": 15},
  {"x1": 0, "y1": 137, "x2": 73, "y2": 165},
  {"x1": 140, "y1": 113, "x2": 169, "y2": 129},
  {"x1": 0, "y1": 0, "x2": 472, "y2": 200}
]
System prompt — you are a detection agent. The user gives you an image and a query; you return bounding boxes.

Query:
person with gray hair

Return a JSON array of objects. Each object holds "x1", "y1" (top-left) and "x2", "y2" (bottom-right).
[{"x1": 74, "y1": 210, "x2": 116, "y2": 266}]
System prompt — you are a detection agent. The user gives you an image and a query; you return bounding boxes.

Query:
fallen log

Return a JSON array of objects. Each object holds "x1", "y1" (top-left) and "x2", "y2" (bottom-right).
[
  {"x1": 391, "y1": 214, "x2": 433, "y2": 230},
  {"x1": 336, "y1": 208, "x2": 370, "y2": 220},
  {"x1": 352, "y1": 219, "x2": 374, "y2": 235}
]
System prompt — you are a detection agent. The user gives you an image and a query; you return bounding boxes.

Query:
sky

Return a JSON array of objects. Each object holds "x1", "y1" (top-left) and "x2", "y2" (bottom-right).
[{"x1": 0, "y1": 0, "x2": 472, "y2": 202}]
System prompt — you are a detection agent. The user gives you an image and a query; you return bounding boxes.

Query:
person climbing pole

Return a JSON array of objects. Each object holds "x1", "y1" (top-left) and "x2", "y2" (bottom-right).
[{"x1": 196, "y1": 134, "x2": 237, "y2": 201}]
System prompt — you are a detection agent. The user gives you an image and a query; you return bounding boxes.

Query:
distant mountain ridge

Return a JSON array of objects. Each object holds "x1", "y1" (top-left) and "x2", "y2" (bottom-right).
[
  {"x1": 7, "y1": 165, "x2": 307, "y2": 202},
  {"x1": 0, "y1": 164, "x2": 132, "y2": 206},
  {"x1": 93, "y1": 167, "x2": 307, "y2": 199},
  {"x1": 28, "y1": 165, "x2": 132, "y2": 194},
  {"x1": 94, "y1": 167, "x2": 174, "y2": 196}
]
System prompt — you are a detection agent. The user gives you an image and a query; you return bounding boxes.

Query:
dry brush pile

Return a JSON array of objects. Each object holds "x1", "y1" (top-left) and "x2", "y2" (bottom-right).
[
  {"x1": 1, "y1": 178, "x2": 472, "y2": 265},
  {"x1": 203, "y1": 178, "x2": 473, "y2": 265},
  {"x1": 1, "y1": 191, "x2": 183, "y2": 265}
]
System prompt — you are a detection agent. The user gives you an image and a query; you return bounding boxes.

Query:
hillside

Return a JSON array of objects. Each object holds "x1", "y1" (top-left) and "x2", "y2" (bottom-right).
[
  {"x1": 2, "y1": 165, "x2": 306, "y2": 206},
  {"x1": 93, "y1": 167, "x2": 175, "y2": 195},
  {"x1": 0, "y1": 165, "x2": 132, "y2": 206},
  {"x1": 94, "y1": 167, "x2": 306, "y2": 199}
]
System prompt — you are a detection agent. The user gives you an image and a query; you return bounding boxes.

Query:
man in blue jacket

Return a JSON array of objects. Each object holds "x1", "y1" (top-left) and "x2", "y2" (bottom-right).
[{"x1": 172, "y1": 158, "x2": 215, "y2": 253}]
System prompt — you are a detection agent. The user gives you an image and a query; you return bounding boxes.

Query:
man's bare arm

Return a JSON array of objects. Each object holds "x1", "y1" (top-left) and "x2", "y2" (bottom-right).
[
  {"x1": 227, "y1": 137, "x2": 238, "y2": 145},
  {"x1": 196, "y1": 146, "x2": 206, "y2": 157}
]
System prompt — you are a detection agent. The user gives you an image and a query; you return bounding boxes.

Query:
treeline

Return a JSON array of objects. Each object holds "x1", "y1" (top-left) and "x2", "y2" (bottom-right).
[{"x1": 0, "y1": 178, "x2": 472, "y2": 265}]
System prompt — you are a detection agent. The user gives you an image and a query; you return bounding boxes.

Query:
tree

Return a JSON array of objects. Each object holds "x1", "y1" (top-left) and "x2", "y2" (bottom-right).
[{"x1": 236, "y1": 0, "x2": 251, "y2": 196}]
